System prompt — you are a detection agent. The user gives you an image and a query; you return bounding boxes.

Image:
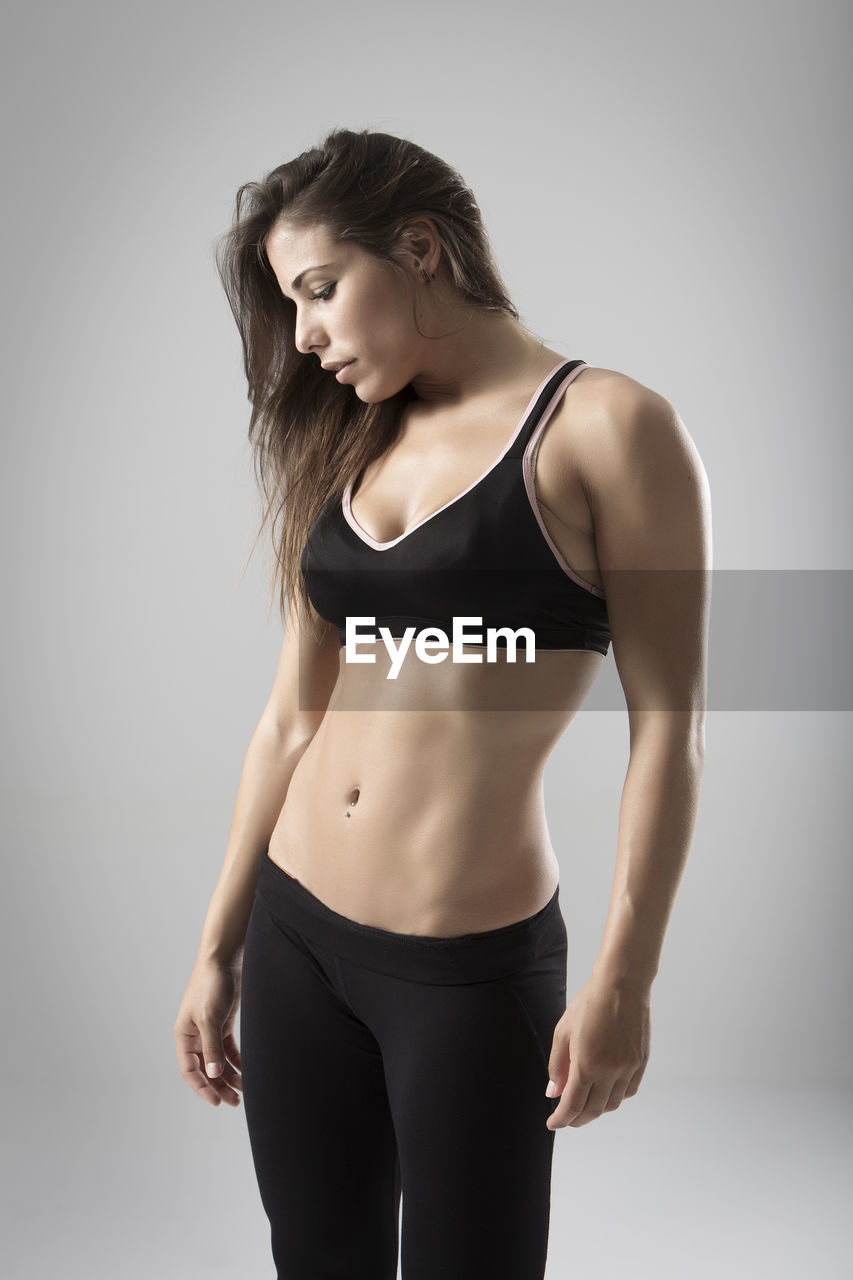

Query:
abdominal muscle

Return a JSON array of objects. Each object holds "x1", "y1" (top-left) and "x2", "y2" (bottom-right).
[{"x1": 266, "y1": 643, "x2": 603, "y2": 936}]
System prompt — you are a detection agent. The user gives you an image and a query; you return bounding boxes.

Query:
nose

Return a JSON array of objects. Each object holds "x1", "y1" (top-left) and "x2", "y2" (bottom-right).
[{"x1": 294, "y1": 306, "x2": 328, "y2": 356}]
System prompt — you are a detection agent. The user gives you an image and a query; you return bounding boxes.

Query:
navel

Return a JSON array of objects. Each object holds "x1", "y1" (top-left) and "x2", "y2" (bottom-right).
[{"x1": 344, "y1": 786, "x2": 361, "y2": 819}]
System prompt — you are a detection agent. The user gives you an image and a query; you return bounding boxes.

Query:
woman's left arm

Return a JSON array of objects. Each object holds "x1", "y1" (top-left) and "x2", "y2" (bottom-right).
[{"x1": 546, "y1": 378, "x2": 713, "y2": 1130}]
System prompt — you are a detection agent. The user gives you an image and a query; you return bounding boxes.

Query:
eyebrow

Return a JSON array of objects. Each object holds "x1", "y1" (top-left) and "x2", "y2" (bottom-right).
[{"x1": 290, "y1": 263, "x2": 334, "y2": 291}]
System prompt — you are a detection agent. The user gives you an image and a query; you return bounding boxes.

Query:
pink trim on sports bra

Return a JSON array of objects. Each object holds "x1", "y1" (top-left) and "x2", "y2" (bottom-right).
[
  {"x1": 521, "y1": 364, "x2": 606, "y2": 599},
  {"x1": 342, "y1": 358, "x2": 572, "y2": 550}
]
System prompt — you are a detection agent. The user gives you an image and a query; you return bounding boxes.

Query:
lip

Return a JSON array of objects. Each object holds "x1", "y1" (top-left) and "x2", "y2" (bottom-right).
[
  {"x1": 334, "y1": 360, "x2": 355, "y2": 382},
  {"x1": 321, "y1": 359, "x2": 354, "y2": 374}
]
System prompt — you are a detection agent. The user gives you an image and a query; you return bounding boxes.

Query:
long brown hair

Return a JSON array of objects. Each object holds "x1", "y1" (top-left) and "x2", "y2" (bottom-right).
[{"x1": 214, "y1": 127, "x2": 519, "y2": 638}]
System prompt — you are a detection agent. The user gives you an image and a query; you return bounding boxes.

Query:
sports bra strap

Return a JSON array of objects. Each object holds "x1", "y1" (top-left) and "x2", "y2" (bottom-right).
[{"x1": 505, "y1": 359, "x2": 587, "y2": 459}]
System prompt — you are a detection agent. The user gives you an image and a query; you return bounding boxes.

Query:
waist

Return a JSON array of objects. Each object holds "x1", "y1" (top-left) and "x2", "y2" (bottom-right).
[
  {"x1": 270, "y1": 726, "x2": 562, "y2": 934},
  {"x1": 256, "y1": 846, "x2": 566, "y2": 980},
  {"x1": 326, "y1": 641, "x2": 604, "y2": 715}
]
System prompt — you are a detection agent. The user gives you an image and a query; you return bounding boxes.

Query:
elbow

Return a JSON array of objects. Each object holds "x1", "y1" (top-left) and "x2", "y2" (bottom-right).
[
  {"x1": 256, "y1": 708, "x2": 321, "y2": 755},
  {"x1": 689, "y1": 719, "x2": 706, "y2": 769},
  {"x1": 627, "y1": 704, "x2": 707, "y2": 766},
  {"x1": 680, "y1": 707, "x2": 707, "y2": 766}
]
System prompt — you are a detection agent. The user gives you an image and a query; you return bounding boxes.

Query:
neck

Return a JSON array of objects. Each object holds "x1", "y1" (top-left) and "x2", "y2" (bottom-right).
[{"x1": 408, "y1": 309, "x2": 556, "y2": 405}]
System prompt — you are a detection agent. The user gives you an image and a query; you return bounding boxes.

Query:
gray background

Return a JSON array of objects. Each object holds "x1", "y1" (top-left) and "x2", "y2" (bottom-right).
[{"x1": 2, "y1": 0, "x2": 851, "y2": 1276}]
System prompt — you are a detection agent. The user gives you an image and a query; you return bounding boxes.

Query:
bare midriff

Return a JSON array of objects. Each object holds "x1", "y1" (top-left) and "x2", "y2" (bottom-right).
[{"x1": 267, "y1": 643, "x2": 604, "y2": 936}]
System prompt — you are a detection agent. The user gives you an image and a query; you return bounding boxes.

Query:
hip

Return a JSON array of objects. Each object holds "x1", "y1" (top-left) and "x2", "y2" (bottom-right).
[
  {"x1": 269, "y1": 799, "x2": 561, "y2": 935},
  {"x1": 253, "y1": 845, "x2": 567, "y2": 984}
]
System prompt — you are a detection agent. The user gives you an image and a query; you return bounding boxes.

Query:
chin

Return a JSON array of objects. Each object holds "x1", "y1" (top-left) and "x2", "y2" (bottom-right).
[
  {"x1": 357, "y1": 370, "x2": 416, "y2": 405},
  {"x1": 353, "y1": 379, "x2": 397, "y2": 406}
]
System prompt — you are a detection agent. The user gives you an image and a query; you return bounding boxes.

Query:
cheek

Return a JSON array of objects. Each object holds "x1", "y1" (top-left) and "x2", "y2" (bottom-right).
[
  {"x1": 378, "y1": 308, "x2": 419, "y2": 364},
  {"x1": 362, "y1": 278, "x2": 416, "y2": 346}
]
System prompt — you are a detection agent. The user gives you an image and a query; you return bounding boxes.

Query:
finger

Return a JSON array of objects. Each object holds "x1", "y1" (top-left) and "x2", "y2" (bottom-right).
[
  {"x1": 216, "y1": 1058, "x2": 244, "y2": 1101},
  {"x1": 603, "y1": 1082, "x2": 629, "y2": 1112},
  {"x1": 199, "y1": 1026, "x2": 227, "y2": 1080},
  {"x1": 606, "y1": 1057, "x2": 648, "y2": 1109},
  {"x1": 176, "y1": 1045, "x2": 225, "y2": 1105},
  {"x1": 175, "y1": 1028, "x2": 230, "y2": 1106},
  {"x1": 219, "y1": 1032, "x2": 243, "y2": 1093},
  {"x1": 188, "y1": 1046, "x2": 242, "y2": 1106},
  {"x1": 546, "y1": 1029, "x2": 571, "y2": 1102},
  {"x1": 220, "y1": 1062, "x2": 243, "y2": 1092},
  {"x1": 207, "y1": 1070, "x2": 242, "y2": 1107},
  {"x1": 624, "y1": 1060, "x2": 648, "y2": 1097},
  {"x1": 567, "y1": 1077, "x2": 616, "y2": 1128},
  {"x1": 223, "y1": 1029, "x2": 243, "y2": 1071},
  {"x1": 208, "y1": 1033, "x2": 243, "y2": 1103},
  {"x1": 188, "y1": 1054, "x2": 241, "y2": 1107},
  {"x1": 547, "y1": 1061, "x2": 592, "y2": 1130}
]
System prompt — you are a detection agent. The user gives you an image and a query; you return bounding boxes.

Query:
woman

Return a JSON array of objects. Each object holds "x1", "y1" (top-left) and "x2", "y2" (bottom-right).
[{"x1": 174, "y1": 127, "x2": 711, "y2": 1279}]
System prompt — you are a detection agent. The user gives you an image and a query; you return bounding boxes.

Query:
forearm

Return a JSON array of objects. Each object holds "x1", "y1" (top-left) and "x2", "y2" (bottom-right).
[
  {"x1": 591, "y1": 710, "x2": 705, "y2": 993},
  {"x1": 195, "y1": 716, "x2": 315, "y2": 968}
]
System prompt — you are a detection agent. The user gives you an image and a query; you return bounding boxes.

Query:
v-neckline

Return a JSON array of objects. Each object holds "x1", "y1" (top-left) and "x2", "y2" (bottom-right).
[{"x1": 342, "y1": 358, "x2": 573, "y2": 551}]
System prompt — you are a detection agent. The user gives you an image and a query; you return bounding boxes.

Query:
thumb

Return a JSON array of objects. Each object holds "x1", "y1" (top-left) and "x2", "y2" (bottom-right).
[
  {"x1": 546, "y1": 1030, "x2": 571, "y2": 1097},
  {"x1": 202, "y1": 1035, "x2": 225, "y2": 1078}
]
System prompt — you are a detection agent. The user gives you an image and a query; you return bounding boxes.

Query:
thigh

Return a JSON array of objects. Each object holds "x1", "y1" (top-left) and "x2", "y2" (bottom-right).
[
  {"x1": 240, "y1": 898, "x2": 401, "y2": 1280},
  {"x1": 341, "y1": 959, "x2": 566, "y2": 1280}
]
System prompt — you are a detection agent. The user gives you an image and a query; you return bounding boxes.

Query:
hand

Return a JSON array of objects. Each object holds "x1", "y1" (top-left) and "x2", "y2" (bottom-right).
[
  {"x1": 544, "y1": 975, "x2": 650, "y2": 1129},
  {"x1": 174, "y1": 958, "x2": 244, "y2": 1107}
]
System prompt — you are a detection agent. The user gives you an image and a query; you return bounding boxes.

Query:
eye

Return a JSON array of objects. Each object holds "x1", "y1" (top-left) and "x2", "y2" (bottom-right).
[{"x1": 311, "y1": 283, "x2": 336, "y2": 302}]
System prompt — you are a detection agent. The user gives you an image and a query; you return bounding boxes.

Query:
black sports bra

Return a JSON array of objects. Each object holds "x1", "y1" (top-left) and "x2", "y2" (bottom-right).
[{"x1": 300, "y1": 358, "x2": 611, "y2": 656}]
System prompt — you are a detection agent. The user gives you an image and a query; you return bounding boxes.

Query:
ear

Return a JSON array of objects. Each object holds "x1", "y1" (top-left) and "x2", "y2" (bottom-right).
[{"x1": 394, "y1": 217, "x2": 441, "y2": 278}]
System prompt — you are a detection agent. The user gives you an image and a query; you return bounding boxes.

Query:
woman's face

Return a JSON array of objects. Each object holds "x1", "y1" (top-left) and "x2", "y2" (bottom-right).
[{"x1": 265, "y1": 220, "x2": 425, "y2": 403}]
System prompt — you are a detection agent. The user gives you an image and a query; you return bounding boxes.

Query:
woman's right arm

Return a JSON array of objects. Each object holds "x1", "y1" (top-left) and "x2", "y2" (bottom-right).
[{"x1": 173, "y1": 594, "x2": 341, "y2": 1106}]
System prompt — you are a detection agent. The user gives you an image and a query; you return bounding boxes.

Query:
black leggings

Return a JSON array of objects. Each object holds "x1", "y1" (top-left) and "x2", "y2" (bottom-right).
[{"x1": 240, "y1": 849, "x2": 567, "y2": 1279}]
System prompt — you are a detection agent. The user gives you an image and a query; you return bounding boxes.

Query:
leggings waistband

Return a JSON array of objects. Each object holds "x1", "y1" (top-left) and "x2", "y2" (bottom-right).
[{"x1": 254, "y1": 847, "x2": 565, "y2": 984}]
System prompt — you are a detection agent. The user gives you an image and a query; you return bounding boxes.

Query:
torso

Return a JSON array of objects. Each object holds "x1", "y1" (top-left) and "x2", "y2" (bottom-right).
[{"x1": 267, "y1": 354, "x2": 626, "y2": 935}]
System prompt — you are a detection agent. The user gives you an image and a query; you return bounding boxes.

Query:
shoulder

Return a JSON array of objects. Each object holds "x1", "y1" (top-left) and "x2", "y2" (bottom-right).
[
  {"x1": 555, "y1": 364, "x2": 710, "y2": 516},
  {"x1": 556, "y1": 364, "x2": 687, "y2": 462}
]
